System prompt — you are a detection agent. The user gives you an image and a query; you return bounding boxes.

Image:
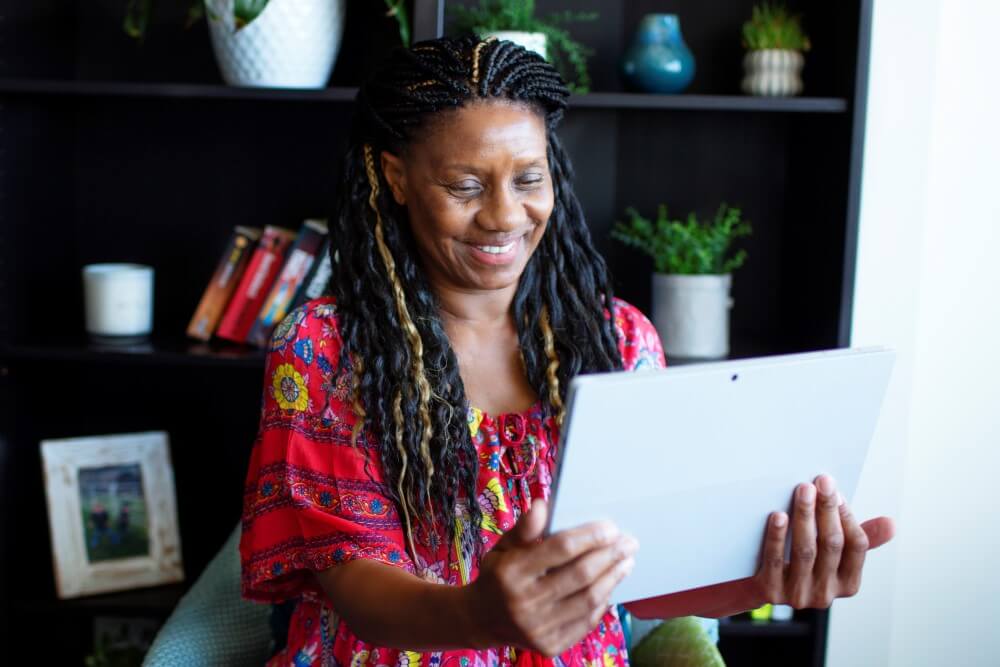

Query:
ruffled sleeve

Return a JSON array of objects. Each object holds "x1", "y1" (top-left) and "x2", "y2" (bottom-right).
[
  {"x1": 612, "y1": 298, "x2": 667, "y2": 371},
  {"x1": 239, "y1": 298, "x2": 413, "y2": 604}
]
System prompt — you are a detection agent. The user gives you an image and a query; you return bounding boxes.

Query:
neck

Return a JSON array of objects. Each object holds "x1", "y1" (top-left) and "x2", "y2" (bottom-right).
[{"x1": 432, "y1": 281, "x2": 518, "y2": 330}]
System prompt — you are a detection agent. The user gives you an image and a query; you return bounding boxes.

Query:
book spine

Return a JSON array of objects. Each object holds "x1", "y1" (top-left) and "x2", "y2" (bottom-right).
[
  {"x1": 246, "y1": 220, "x2": 328, "y2": 348},
  {"x1": 215, "y1": 226, "x2": 296, "y2": 344},
  {"x1": 186, "y1": 226, "x2": 261, "y2": 341},
  {"x1": 290, "y1": 237, "x2": 334, "y2": 311}
]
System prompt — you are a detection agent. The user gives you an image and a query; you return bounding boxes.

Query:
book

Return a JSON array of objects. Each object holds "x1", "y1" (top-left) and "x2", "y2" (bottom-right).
[
  {"x1": 289, "y1": 236, "x2": 337, "y2": 312},
  {"x1": 245, "y1": 219, "x2": 329, "y2": 348},
  {"x1": 215, "y1": 225, "x2": 297, "y2": 345},
  {"x1": 186, "y1": 226, "x2": 262, "y2": 341}
]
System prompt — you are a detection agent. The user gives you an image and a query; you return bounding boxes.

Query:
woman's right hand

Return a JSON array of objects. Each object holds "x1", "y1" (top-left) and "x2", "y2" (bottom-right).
[{"x1": 464, "y1": 500, "x2": 638, "y2": 657}]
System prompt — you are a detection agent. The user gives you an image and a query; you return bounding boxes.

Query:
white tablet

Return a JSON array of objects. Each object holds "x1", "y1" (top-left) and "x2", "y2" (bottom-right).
[{"x1": 546, "y1": 346, "x2": 895, "y2": 605}]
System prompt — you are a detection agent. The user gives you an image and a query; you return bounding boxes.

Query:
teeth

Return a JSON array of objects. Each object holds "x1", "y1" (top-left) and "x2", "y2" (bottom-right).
[{"x1": 475, "y1": 241, "x2": 516, "y2": 254}]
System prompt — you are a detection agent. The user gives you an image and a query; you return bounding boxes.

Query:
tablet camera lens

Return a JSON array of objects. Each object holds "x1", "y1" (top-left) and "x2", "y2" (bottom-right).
[{"x1": 731, "y1": 374, "x2": 739, "y2": 381}]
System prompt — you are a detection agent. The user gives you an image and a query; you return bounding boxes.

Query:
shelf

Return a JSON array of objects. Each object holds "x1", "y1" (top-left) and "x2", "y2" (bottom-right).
[
  {"x1": 17, "y1": 583, "x2": 186, "y2": 617},
  {"x1": 0, "y1": 78, "x2": 847, "y2": 113},
  {"x1": 570, "y1": 92, "x2": 848, "y2": 113},
  {"x1": 1, "y1": 336, "x2": 267, "y2": 369},
  {"x1": 719, "y1": 619, "x2": 812, "y2": 638}
]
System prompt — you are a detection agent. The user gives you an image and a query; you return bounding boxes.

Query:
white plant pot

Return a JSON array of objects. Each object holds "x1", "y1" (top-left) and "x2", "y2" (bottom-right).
[
  {"x1": 741, "y1": 49, "x2": 804, "y2": 97},
  {"x1": 651, "y1": 274, "x2": 732, "y2": 360},
  {"x1": 481, "y1": 31, "x2": 547, "y2": 60},
  {"x1": 205, "y1": 0, "x2": 346, "y2": 88}
]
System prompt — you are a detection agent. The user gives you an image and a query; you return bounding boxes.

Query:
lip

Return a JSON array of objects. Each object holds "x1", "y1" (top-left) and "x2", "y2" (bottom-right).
[{"x1": 463, "y1": 235, "x2": 525, "y2": 266}]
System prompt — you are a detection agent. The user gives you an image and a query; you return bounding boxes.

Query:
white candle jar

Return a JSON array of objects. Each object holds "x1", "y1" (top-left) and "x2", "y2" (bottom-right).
[{"x1": 82, "y1": 264, "x2": 155, "y2": 340}]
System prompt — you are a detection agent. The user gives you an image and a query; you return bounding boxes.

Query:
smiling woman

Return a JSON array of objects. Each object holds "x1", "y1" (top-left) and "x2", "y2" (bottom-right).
[{"x1": 238, "y1": 34, "x2": 892, "y2": 667}]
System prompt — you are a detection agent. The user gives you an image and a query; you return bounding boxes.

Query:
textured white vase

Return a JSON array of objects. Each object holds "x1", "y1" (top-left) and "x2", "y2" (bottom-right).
[
  {"x1": 741, "y1": 49, "x2": 804, "y2": 97},
  {"x1": 651, "y1": 274, "x2": 732, "y2": 360},
  {"x1": 205, "y1": 0, "x2": 346, "y2": 88},
  {"x1": 482, "y1": 31, "x2": 547, "y2": 60}
]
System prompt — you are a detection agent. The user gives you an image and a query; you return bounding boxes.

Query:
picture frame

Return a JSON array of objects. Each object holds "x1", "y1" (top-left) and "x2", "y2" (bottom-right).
[{"x1": 40, "y1": 431, "x2": 184, "y2": 598}]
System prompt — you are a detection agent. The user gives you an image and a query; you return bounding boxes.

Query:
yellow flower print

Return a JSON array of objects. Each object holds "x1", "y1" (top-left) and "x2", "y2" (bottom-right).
[
  {"x1": 272, "y1": 363, "x2": 309, "y2": 412},
  {"x1": 351, "y1": 650, "x2": 370, "y2": 667},
  {"x1": 468, "y1": 407, "x2": 484, "y2": 438}
]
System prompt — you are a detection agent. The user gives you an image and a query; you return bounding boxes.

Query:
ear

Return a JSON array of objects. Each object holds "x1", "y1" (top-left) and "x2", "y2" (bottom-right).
[{"x1": 379, "y1": 150, "x2": 408, "y2": 206}]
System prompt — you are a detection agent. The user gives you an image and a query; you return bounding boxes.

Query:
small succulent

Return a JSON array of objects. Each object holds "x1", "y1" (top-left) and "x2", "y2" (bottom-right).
[
  {"x1": 612, "y1": 204, "x2": 752, "y2": 275},
  {"x1": 741, "y1": 2, "x2": 811, "y2": 52}
]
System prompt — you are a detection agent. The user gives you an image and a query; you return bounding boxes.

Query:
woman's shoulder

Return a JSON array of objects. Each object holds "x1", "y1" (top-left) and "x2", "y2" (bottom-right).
[
  {"x1": 267, "y1": 295, "x2": 342, "y2": 357},
  {"x1": 611, "y1": 297, "x2": 666, "y2": 370}
]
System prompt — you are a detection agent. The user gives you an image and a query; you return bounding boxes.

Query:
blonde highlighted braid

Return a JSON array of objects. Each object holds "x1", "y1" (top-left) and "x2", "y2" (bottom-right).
[
  {"x1": 539, "y1": 305, "x2": 566, "y2": 428},
  {"x1": 363, "y1": 143, "x2": 436, "y2": 560}
]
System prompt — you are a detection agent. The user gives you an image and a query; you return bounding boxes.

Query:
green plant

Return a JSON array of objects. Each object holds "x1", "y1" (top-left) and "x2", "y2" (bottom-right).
[
  {"x1": 612, "y1": 204, "x2": 752, "y2": 275},
  {"x1": 124, "y1": 0, "x2": 411, "y2": 47},
  {"x1": 741, "y1": 2, "x2": 811, "y2": 52},
  {"x1": 449, "y1": 0, "x2": 596, "y2": 93}
]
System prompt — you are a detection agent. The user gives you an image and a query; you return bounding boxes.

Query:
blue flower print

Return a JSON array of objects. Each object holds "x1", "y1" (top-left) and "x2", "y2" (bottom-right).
[{"x1": 294, "y1": 338, "x2": 315, "y2": 364}]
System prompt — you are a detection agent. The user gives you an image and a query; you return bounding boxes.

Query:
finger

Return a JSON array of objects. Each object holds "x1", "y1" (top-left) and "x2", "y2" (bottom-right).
[
  {"x1": 836, "y1": 499, "x2": 870, "y2": 597},
  {"x1": 543, "y1": 534, "x2": 639, "y2": 600},
  {"x1": 546, "y1": 556, "x2": 635, "y2": 655},
  {"x1": 756, "y1": 512, "x2": 788, "y2": 604},
  {"x1": 861, "y1": 516, "x2": 896, "y2": 550},
  {"x1": 812, "y1": 475, "x2": 845, "y2": 606},
  {"x1": 787, "y1": 483, "x2": 818, "y2": 607},
  {"x1": 493, "y1": 499, "x2": 549, "y2": 554},
  {"x1": 528, "y1": 521, "x2": 621, "y2": 575}
]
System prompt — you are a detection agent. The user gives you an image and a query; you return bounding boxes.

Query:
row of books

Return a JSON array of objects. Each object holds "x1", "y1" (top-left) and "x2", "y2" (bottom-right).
[{"x1": 186, "y1": 219, "x2": 334, "y2": 348}]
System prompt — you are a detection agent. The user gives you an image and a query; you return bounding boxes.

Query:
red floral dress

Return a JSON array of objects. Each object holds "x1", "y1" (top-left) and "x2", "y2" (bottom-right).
[{"x1": 240, "y1": 296, "x2": 666, "y2": 667}]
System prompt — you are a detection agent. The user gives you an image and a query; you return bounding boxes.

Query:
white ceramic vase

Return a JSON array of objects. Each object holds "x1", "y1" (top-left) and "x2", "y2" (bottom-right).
[
  {"x1": 651, "y1": 274, "x2": 732, "y2": 360},
  {"x1": 481, "y1": 31, "x2": 547, "y2": 60},
  {"x1": 205, "y1": 0, "x2": 346, "y2": 88},
  {"x1": 741, "y1": 49, "x2": 804, "y2": 97}
]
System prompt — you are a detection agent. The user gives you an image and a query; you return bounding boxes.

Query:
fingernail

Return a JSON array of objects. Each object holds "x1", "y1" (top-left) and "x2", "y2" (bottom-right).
[
  {"x1": 816, "y1": 476, "x2": 835, "y2": 496},
  {"x1": 799, "y1": 484, "x2": 816, "y2": 503},
  {"x1": 598, "y1": 522, "x2": 618, "y2": 543},
  {"x1": 773, "y1": 512, "x2": 787, "y2": 528},
  {"x1": 837, "y1": 492, "x2": 845, "y2": 506},
  {"x1": 621, "y1": 557, "x2": 635, "y2": 575}
]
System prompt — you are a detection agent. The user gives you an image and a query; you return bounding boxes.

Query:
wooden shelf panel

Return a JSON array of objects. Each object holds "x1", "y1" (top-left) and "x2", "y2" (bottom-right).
[
  {"x1": 1, "y1": 337, "x2": 267, "y2": 369},
  {"x1": 719, "y1": 619, "x2": 812, "y2": 638},
  {"x1": 17, "y1": 583, "x2": 186, "y2": 617},
  {"x1": 0, "y1": 78, "x2": 847, "y2": 113}
]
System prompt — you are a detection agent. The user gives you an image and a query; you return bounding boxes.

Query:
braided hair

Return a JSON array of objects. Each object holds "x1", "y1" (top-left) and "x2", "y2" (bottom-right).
[{"x1": 330, "y1": 35, "x2": 622, "y2": 563}]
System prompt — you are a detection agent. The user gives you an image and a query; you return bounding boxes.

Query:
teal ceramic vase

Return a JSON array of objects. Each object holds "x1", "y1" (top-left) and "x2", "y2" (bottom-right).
[{"x1": 622, "y1": 14, "x2": 695, "y2": 94}]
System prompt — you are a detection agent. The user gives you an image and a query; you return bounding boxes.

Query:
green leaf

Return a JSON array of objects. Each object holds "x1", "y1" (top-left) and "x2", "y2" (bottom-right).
[
  {"x1": 384, "y1": 0, "x2": 411, "y2": 47},
  {"x1": 123, "y1": 0, "x2": 153, "y2": 40},
  {"x1": 234, "y1": 0, "x2": 270, "y2": 30}
]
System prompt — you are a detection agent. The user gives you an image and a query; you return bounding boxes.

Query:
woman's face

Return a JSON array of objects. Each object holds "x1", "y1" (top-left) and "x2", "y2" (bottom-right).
[{"x1": 380, "y1": 101, "x2": 554, "y2": 295}]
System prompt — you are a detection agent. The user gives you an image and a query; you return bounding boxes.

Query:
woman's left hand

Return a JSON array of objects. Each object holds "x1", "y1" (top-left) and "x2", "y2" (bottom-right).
[
  {"x1": 750, "y1": 474, "x2": 895, "y2": 610},
  {"x1": 624, "y1": 474, "x2": 895, "y2": 620}
]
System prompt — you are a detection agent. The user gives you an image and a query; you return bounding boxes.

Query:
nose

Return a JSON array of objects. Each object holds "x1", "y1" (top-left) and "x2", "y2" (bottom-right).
[{"x1": 477, "y1": 184, "x2": 525, "y2": 233}]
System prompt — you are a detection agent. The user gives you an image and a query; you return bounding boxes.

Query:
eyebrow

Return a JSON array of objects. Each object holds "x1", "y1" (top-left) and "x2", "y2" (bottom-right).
[{"x1": 441, "y1": 157, "x2": 547, "y2": 172}]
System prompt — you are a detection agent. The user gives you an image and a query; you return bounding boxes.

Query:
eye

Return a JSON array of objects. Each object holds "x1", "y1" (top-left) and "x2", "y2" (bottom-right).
[
  {"x1": 449, "y1": 180, "x2": 482, "y2": 197},
  {"x1": 516, "y1": 172, "x2": 545, "y2": 189}
]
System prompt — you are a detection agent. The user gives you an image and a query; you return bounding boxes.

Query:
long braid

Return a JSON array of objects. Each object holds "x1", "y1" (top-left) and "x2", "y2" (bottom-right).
[{"x1": 330, "y1": 36, "x2": 622, "y2": 565}]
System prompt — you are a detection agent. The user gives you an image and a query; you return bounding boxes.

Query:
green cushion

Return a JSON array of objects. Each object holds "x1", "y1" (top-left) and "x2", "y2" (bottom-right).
[{"x1": 142, "y1": 524, "x2": 273, "y2": 666}]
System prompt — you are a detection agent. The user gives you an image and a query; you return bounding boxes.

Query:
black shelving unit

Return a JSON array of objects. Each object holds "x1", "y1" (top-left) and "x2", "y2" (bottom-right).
[{"x1": 0, "y1": 0, "x2": 871, "y2": 664}]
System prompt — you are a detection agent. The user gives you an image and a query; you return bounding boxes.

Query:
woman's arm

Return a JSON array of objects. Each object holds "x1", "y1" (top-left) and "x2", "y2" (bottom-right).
[
  {"x1": 626, "y1": 476, "x2": 896, "y2": 620},
  {"x1": 314, "y1": 501, "x2": 638, "y2": 656}
]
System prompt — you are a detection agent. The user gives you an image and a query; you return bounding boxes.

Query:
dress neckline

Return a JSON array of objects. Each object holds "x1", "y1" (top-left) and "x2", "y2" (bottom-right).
[{"x1": 470, "y1": 399, "x2": 544, "y2": 423}]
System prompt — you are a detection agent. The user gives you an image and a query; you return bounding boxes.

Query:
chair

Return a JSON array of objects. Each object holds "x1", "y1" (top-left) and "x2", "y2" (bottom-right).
[{"x1": 142, "y1": 524, "x2": 273, "y2": 666}]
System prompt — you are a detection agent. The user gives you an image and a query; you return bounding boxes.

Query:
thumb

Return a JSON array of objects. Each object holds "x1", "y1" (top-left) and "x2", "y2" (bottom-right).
[
  {"x1": 493, "y1": 499, "x2": 549, "y2": 552},
  {"x1": 861, "y1": 516, "x2": 896, "y2": 550}
]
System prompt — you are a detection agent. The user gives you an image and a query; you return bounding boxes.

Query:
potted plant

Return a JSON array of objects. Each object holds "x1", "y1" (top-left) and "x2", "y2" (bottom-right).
[
  {"x1": 449, "y1": 0, "x2": 596, "y2": 93},
  {"x1": 123, "y1": 1, "x2": 410, "y2": 89},
  {"x1": 612, "y1": 204, "x2": 751, "y2": 360},
  {"x1": 740, "y1": 2, "x2": 811, "y2": 97}
]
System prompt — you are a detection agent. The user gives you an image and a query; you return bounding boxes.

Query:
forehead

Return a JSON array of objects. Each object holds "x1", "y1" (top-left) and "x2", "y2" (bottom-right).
[{"x1": 408, "y1": 100, "x2": 548, "y2": 166}]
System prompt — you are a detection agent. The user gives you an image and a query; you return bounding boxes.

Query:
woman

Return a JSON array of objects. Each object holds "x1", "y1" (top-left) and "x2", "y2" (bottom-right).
[{"x1": 240, "y1": 36, "x2": 894, "y2": 666}]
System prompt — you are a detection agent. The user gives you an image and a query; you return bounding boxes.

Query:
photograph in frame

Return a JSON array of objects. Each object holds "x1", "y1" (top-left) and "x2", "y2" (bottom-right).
[{"x1": 40, "y1": 431, "x2": 184, "y2": 598}]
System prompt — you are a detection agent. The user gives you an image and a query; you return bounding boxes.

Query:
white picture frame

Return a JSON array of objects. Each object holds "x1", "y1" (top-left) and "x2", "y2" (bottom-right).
[{"x1": 40, "y1": 431, "x2": 184, "y2": 598}]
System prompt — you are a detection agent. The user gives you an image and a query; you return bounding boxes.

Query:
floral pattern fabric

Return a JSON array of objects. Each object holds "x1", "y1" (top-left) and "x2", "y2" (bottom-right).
[{"x1": 240, "y1": 296, "x2": 666, "y2": 667}]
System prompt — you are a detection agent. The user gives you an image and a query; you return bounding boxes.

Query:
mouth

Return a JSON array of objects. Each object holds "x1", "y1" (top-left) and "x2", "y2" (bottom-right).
[{"x1": 463, "y1": 234, "x2": 526, "y2": 266}]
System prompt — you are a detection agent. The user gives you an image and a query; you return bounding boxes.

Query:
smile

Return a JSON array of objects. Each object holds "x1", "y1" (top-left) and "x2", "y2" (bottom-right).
[{"x1": 474, "y1": 241, "x2": 516, "y2": 254}]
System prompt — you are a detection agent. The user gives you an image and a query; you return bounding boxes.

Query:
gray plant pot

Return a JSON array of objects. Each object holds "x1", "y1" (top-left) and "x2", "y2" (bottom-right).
[{"x1": 651, "y1": 273, "x2": 732, "y2": 360}]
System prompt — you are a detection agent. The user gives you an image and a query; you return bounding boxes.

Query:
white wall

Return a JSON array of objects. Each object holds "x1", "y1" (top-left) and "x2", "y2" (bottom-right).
[{"x1": 827, "y1": 1, "x2": 1000, "y2": 665}]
